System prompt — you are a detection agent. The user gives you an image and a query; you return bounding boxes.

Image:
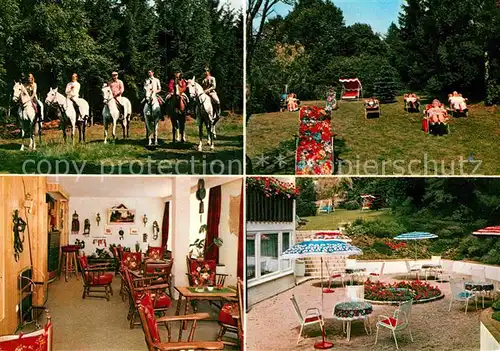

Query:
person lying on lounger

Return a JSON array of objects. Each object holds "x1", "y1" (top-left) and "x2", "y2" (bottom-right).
[
  {"x1": 448, "y1": 91, "x2": 467, "y2": 111},
  {"x1": 365, "y1": 97, "x2": 379, "y2": 108},
  {"x1": 287, "y1": 93, "x2": 299, "y2": 112},
  {"x1": 427, "y1": 99, "x2": 447, "y2": 123}
]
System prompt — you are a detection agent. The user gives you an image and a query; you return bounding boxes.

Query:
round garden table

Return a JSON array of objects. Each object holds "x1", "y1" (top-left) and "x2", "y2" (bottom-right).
[
  {"x1": 465, "y1": 281, "x2": 494, "y2": 308},
  {"x1": 333, "y1": 301, "x2": 373, "y2": 342}
]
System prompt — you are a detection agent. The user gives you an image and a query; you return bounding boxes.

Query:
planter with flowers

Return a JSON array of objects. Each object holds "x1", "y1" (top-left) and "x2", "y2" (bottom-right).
[
  {"x1": 246, "y1": 177, "x2": 298, "y2": 222},
  {"x1": 364, "y1": 280, "x2": 443, "y2": 305}
]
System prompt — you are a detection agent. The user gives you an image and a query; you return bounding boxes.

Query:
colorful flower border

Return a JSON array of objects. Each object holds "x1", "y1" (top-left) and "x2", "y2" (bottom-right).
[
  {"x1": 246, "y1": 177, "x2": 299, "y2": 199},
  {"x1": 364, "y1": 280, "x2": 443, "y2": 304}
]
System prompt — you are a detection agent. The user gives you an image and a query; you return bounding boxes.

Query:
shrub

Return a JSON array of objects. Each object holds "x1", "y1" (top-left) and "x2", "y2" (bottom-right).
[
  {"x1": 492, "y1": 300, "x2": 500, "y2": 312},
  {"x1": 372, "y1": 241, "x2": 393, "y2": 256},
  {"x1": 343, "y1": 200, "x2": 360, "y2": 210},
  {"x1": 492, "y1": 312, "x2": 500, "y2": 322}
]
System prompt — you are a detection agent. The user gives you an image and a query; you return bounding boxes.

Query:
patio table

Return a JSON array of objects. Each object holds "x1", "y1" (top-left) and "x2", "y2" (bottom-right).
[
  {"x1": 465, "y1": 281, "x2": 494, "y2": 308},
  {"x1": 333, "y1": 301, "x2": 373, "y2": 342}
]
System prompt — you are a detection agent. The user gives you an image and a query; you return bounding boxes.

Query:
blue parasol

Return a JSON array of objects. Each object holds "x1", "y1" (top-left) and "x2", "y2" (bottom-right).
[{"x1": 394, "y1": 232, "x2": 438, "y2": 260}]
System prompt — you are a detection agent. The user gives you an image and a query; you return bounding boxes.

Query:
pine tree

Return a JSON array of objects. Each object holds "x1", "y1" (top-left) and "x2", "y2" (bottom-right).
[
  {"x1": 296, "y1": 178, "x2": 317, "y2": 217},
  {"x1": 374, "y1": 69, "x2": 398, "y2": 103}
]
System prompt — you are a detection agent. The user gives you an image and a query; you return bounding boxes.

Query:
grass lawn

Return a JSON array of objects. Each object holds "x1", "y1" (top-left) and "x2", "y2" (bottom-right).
[
  {"x1": 300, "y1": 208, "x2": 392, "y2": 230},
  {"x1": 247, "y1": 96, "x2": 499, "y2": 175},
  {"x1": 0, "y1": 113, "x2": 243, "y2": 174}
]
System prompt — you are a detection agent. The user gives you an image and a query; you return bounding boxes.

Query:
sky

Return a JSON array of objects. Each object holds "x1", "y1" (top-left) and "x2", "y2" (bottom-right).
[{"x1": 273, "y1": 0, "x2": 404, "y2": 35}]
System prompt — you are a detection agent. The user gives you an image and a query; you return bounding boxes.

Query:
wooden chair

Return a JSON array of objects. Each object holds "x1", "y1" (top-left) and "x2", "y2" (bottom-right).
[
  {"x1": 186, "y1": 256, "x2": 228, "y2": 288},
  {"x1": 0, "y1": 309, "x2": 53, "y2": 350},
  {"x1": 120, "y1": 251, "x2": 142, "y2": 300},
  {"x1": 375, "y1": 300, "x2": 414, "y2": 350},
  {"x1": 123, "y1": 268, "x2": 171, "y2": 329},
  {"x1": 147, "y1": 246, "x2": 164, "y2": 260},
  {"x1": 137, "y1": 291, "x2": 224, "y2": 351},
  {"x1": 217, "y1": 278, "x2": 244, "y2": 346},
  {"x1": 145, "y1": 260, "x2": 174, "y2": 298},
  {"x1": 290, "y1": 294, "x2": 324, "y2": 344},
  {"x1": 77, "y1": 256, "x2": 114, "y2": 301}
]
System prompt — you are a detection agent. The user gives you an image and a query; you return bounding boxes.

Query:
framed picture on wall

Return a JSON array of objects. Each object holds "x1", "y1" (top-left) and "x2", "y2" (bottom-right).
[
  {"x1": 108, "y1": 204, "x2": 136, "y2": 225},
  {"x1": 130, "y1": 228, "x2": 139, "y2": 235},
  {"x1": 104, "y1": 227, "x2": 112, "y2": 235}
]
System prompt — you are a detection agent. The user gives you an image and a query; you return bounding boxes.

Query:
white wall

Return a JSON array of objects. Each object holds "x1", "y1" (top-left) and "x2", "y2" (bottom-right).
[
  {"x1": 69, "y1": 197, "x2": 167, "y2": 256},
  {"x1": 218, "y1": 179, "x2": 243, "y2": 286},
  {"x1": 480, "y1": 322, "x2": 500, "y2": 351}
]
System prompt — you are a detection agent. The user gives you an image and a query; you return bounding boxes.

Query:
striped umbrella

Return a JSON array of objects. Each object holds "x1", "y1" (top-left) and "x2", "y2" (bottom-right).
[
  {"x1": 473, "y1": 226, "x2": 500, "y2": 237},
  {"x1": 394, "y1": 232, "x2": 438, "y2": 260},
  {"x1": 282, "y1": 239, "x2": 362, "y2": 349}
]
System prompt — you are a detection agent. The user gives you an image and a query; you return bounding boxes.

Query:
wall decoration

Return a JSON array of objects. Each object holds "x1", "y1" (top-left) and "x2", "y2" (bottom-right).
[
  {"x1": 83, "y1": 219, "x2": 91, "y2": 236},
  {"x1": 107, "y1": 204, "x2": 136, "y2": 224},
  {"x1": 119, "y1": 229, "x2": 124, "y2": 240},
  {"x1": 196, "y1": 179, "x2": 206, "y2": 215},
  {"x1": 75, "y1": 239, "x2": 85, "y2": 249},
  {"x1": 142, "y1": 214, "x2": 148, "y2": 227},
  {"x1": 93, "y1": 239, "x2": 107, "y2": 247},
  {"x1": 229, "y1": 194, "x2": 242, "y2": 236},
  {"x1": 152, "y1": 221, "x2": 159, "y2": 240},
  {"x1": 143, "y1": 233, "x2": 148, "y2": 243},
  {"x1": 71, "y1": 211, "x2": 80, "y2": 235},
  {"x1": 130, "y1": 228, "x2": 139, "y2": 235},
  {"x1": 104, "y1": 227, "x2": 112, "y2": 235},
  {"x1": 12, "y1": 209, "x2": 26, "y2": 262},
  {"x1": 96, "y1": 213, "x2": 101, "y2": 226}
]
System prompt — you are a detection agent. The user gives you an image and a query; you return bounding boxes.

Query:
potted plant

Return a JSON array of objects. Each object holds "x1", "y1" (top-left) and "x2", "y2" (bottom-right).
[{"x1": 188, "y1": 225, "x2": 224, "y2": 259}]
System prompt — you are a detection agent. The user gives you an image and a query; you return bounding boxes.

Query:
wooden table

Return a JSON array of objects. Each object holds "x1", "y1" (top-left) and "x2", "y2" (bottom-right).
[{"x1": 175, "y1": 286, "x2": 236, "y2": 320}]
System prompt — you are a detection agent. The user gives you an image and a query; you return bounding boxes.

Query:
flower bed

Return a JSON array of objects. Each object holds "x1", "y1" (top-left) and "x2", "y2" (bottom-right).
[
  {"x1": 295, "y1": 106, "x2": 333, "y2": 175},
  {"x1": 246, "y1": 177, "x2": 298, "y2": 199},
  {"x1": 364, "y1": 280, "x2": 443, "y2": 304}
]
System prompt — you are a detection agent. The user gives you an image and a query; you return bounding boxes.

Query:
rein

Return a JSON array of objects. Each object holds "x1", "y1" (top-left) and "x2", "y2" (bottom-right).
[{"x1": 12, "y1": 209, "x2": 26, "y2": 262}]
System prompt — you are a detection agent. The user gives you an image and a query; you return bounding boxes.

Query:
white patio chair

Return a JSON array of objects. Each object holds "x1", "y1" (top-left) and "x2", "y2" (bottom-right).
[
  {"x1": 368, "y1": 263, "x2": 385, "y2": 282},
  {"x1": 448, "y1": 279, "x2": 477, "y2": 314},
  {"x1": 424, "y1": 256, "x2": 443, "y2": 280},
  {"x1": 374, "y1": 300, "x2": 414, "y2": 350},
  {"x1": 324, "y1": 260, "x2": 344, "y2": 291},
  {"x1": 290, "y1": 295, "x2": 324, "y2": 344},
  {"x1": 345, "y1": 285, "x2": 364, "y2": 302},
  {"x1": 471, "y1": 267, "x2": 486, "y2": 282},
  {"x1": 405, "y1": 260, "x2": 421, "y2": 280}
]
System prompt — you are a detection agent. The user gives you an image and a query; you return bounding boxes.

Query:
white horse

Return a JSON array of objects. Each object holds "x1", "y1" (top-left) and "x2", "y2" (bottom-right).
[
  {"x1": 101, "y1": 85, "x2": 132, "y2": 144},
  {"x1": 45, "y1": 87, "x2": 90, "y2": 144},
  {"x1": 12, "y1": 82, "x2": 37, "y2": 150},
  {"x1": 143, "y1": 84, "x2": 162, "y2": 146},
  {"x1": 186, "y1": 77, "x2": 216, "y2": 151}
]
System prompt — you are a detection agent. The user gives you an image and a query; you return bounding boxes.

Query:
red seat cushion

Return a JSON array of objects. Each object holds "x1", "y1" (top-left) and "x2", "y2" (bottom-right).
[
  {"x1": 380, "y1": 317, "x2": 397, "y2": 327},
  {"x1": 87, "y1": 272, "x2": 113, "y2": 285},
  {"x1": 218, "y1": 302, "x2": 238, "y2": 326},
  {"x1": 343, "y1": 91, "x2": 358, "y2": 98},
  {"x1": 155, "y1": 294, "x2": 172, "y2": 308},
  {"x1": 331, "y1": 274, "x2": 342, "y2": 278},
  {"x1": 304, "y1": 315, "x2": 321, "y2": 324},
  {"x1": 369, "y1": 273, "x2": 380, "y2": 276}
]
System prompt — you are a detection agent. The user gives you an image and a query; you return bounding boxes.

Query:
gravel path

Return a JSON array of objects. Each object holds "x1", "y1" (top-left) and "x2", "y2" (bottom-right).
[{"x1": 247, "y1": 277, "x2": 481, "y2": 351}]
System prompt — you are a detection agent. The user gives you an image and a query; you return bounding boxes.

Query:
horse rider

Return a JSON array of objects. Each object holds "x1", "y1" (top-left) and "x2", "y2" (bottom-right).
[
  {"x1": 108, "y1": 71, "x2": 126, "y2": 118},
  {"x1": 167, "y1": 71, "x2": 188, "y2": 114},
  {"x1": 144, "y1": 70, "x2": 163, "y2": 118},
  {"x1": 202, "y1": 67, "x2": 220, "y2": 118},
  {"x1": 25, "y1": 73, "x2": 44, "y2": 120},
  {"x1": 66, "y1": 73, "x2": 82, "y2": 120}
]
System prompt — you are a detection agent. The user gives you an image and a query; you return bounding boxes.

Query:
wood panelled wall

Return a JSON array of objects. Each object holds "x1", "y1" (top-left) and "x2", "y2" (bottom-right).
[{"x1": 0, "y1": 176, "x2": 48, "y2": 335}]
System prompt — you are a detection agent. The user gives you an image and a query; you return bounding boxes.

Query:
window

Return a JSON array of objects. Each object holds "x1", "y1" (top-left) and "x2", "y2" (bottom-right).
[
  {"x1": 247, "y1": 231, "x2": 293, "y2": 283},
  {"x1": 246, "y1": 233, "x2": 256, "y2": 280}
]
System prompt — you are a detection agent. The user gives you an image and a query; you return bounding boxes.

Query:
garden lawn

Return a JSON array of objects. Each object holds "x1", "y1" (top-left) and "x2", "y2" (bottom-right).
[
  {"x1": 246, "y1": 96, "x2": 500, "y2": 175},
  {"x1": 0, "y1": 114, "x2": 243, "y2": 174},
  {"x1": 301, "y1": 208, "x2": 393, "y2": 231}
]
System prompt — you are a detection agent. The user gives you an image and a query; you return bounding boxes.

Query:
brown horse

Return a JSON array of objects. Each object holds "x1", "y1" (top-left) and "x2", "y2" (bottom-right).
[{"x1": 168, "y1": 89, "x2": 187, "y2": 143}]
